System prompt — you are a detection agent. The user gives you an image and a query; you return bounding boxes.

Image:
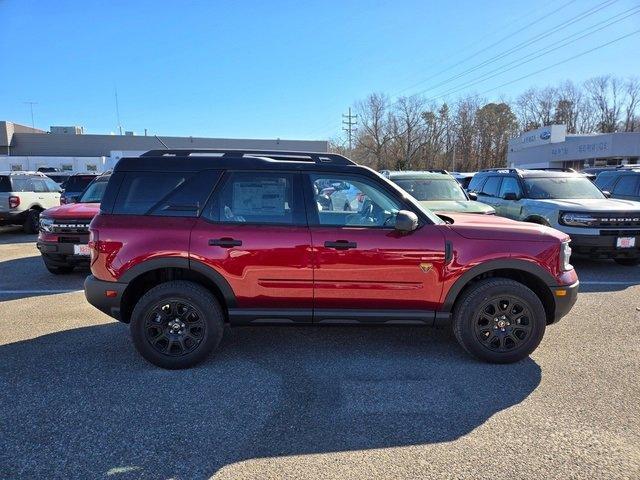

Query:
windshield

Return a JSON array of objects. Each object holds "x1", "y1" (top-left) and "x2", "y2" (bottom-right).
[
  {"x1": 523, "y1": 177, "x2": 605, "y2": 199},
  {"x1": 64, "y1": 175, "x2": 96, "y2": 192},
  {"x1": 394, "y1": 177, "x2": 467, "y2": 201},
  {"x1": 79, "y1": 179, "x2": 108, "y2": 203}
]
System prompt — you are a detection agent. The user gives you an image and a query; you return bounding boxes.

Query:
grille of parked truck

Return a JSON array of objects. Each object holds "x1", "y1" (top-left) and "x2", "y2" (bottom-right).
[{"x1": 468, "y1": 168, "x2": 640, "y2": 265}]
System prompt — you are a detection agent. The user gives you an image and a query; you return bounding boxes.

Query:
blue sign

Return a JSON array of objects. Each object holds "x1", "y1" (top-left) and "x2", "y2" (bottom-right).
[{"x1": 539, "y1": 131, "x2": 551, "y2": 140}]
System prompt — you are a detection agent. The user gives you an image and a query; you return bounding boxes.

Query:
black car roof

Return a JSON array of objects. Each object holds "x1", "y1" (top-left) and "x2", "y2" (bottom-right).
[{"x1": 114, "y1": 149, "x2": 360, "y2": 173}]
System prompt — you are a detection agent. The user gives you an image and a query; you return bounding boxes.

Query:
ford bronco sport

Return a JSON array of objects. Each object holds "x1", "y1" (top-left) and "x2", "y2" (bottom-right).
[
  {"x1": 84, "y1": 149, "x2": 578, "y2": 369},
  {"x1": 0, "y1": 171, "x2": 62, "y2": 233},
  {"x1": 468, "y1": 168, "x2": 640, "y2": 265},
  {"x1": 37, "y1": 173, "x2": 110, "y2": 273}
]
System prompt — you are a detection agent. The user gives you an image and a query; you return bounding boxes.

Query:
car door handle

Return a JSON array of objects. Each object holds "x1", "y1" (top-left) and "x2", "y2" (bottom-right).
[
  {"x1": 209, "y1": 238, "x2": 242, "y2": 247},
  {"x1": 324, "y1": 240, "x2": 357, "y2": 250}
]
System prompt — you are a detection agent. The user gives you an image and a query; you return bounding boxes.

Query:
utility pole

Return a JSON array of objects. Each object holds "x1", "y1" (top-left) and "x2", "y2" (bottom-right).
[
  {"x1": 342, "y1": 107, "x2": 358, "y2": 150},
  {"x1": 24, "y1": 101, "x2": 37, "y2": 129},
  {"x1": 114, "y1": 88, "x2": 123, "y2": 135}
]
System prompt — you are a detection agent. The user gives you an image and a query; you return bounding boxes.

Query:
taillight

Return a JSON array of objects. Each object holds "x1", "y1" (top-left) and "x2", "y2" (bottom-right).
[
  {"x1": 89, "y1": 229, "x2": 99, "y2": 265},
  {"x1": 8, "y1": 196, "x2": 20, "y2": 209}
]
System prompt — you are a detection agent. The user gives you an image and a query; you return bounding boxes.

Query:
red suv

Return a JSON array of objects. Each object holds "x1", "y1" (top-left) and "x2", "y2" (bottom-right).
[
  {"x1": 37, "y1": 174, "x2": 110, "y2": 274},
  {"x1": 84, "y1": 149, "x2": 579, "y2": 369}
]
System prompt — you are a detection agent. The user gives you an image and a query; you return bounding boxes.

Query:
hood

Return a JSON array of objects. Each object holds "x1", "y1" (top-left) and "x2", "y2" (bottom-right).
[
  {"x1": 41, "y1": 202, "x2": 100, "y2": 220},
  {"x1": 420, "y1": 200, "x2": 495, "y2": 214},
  {"x1": 443, "y1": 212, "x2": 568, "y2": 242},
  {"x1": 534, "y1": 198, "x2": 640, "y2": 212}
]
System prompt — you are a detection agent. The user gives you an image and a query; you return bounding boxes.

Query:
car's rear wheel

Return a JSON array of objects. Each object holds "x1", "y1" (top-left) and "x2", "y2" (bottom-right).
[
  {"x1": 614, "y1": 257, "x2": 640, "y2": 266},
  {"x1": 130, "y1": 281, "x2": 224, "y2": 369},
  {"x1": 452, "y1": 278, "x2": 546, "y2": 363},
  {"x1": 23, "y1": 209, "x2": 40, "y2": 234}
]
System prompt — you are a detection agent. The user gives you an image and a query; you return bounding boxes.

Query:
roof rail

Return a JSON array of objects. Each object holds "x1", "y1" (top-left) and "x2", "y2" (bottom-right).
[
  {"x1": 529, "y1": 167, "x2": 577, "y2": 173},
  {"x1": 140, "y1": 148, "x2": 356, "y2": 166},
  {"x1": 479, "y1": 168, "x2": 521, "y2": 173}
]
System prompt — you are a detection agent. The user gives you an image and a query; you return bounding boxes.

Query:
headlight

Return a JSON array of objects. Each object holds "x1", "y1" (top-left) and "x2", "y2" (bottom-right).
[
  {"x1": 560, "y1": 212, "x2": 598, "y2": 227},
  {"x1": 39, "y1": 217, "x2": 54, "y2": 233},
  {"x1": 560, "y1": 240, "x2": 572, "y2": 271}
]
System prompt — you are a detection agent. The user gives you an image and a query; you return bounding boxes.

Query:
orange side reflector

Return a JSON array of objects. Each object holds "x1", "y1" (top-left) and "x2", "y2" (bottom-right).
[
  {"x1": 105, "y1": 290, "x2": 118, "y2": 298},
  {"x1": 555, "y1": 290, "x2": 567, "y2": 297}
]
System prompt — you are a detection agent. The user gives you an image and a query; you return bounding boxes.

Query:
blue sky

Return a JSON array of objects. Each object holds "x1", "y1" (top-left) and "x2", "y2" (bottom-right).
[{"x1": 1, "y1": 0, "x2": 639, "y2": 140}]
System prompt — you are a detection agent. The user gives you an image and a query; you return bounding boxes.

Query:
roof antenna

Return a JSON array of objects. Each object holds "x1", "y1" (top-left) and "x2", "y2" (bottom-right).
[{"x1": 155, "y1": 135, "x2": 169, "y2": 149}]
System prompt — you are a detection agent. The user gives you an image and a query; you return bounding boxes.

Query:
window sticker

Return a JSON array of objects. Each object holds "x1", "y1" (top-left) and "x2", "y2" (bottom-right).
[{"x1": 232, "y1": 180, "x2": 286, "y2": 216}]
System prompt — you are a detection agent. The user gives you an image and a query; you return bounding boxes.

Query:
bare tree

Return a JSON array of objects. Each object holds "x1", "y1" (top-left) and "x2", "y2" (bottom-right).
[
  {"x1": 354, "y1": 93, "x2": 393, "y2": 169},
  {"x1": 585, "y1": 75, "x2": 624, "y2": 132},
  {"x1": 623, "y1": 77, "x2": 640, "y2": 132}
]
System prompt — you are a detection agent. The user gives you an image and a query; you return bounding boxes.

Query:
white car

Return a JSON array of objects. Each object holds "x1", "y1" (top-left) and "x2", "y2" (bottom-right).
[{"x1": 0, "y1": 171, "x2": 62, "y2": 233}]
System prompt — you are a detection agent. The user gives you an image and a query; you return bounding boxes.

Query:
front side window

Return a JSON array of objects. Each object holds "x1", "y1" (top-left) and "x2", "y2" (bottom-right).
[
  {"x1": 498, "y1": 177, "x2": 521, "y2": 198},
  {"x1": 480, "y1": 177, "x2": 502, "y2": 197},
  {"x1": 204, "y1": 171, "x2": 303, "y2": 225},
  {"x1": 310, "y1": 173, "x2": 403, "y2": 227},
  {"x1": 523, "y1": 177, "x2": 606, "y2": 199},
  {"x1": 393, "y1": 177, "x2": 467, "y2": 201},
  {"x1": 32, "y1": 178, "x2": 48, "y2": 192}
]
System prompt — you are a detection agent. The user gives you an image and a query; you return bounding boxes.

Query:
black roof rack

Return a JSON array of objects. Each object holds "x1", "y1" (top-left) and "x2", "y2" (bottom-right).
[
  {"x1": 140, "y1": 148, "x2": 356, "y2": 166},
  {"x1": 479, "y1": 168, "x2": 521, "y2": 173}
]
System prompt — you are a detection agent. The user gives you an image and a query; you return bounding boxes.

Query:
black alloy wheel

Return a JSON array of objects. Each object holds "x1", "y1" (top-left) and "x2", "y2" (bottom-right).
[
  {"x1": 144, "y1": 300, "x2": 206, "y2": 356},
  {"x1": 473, "y1": 295, "x2": 533, "y2": 352}
]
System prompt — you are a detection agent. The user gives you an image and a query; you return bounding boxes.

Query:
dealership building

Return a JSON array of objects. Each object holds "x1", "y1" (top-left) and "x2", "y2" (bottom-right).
[
  {"x1": 0, "y1": 120, "x2": 328, "y2": 172},
  {"x1": 507, "y1": 124, "x2": 640, "y2": 170}
]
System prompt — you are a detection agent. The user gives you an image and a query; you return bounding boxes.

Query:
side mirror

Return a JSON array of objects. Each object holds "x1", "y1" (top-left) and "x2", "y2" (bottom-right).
[
  {"x1": 468, "y1": 192, "x2": 478, "y2": 201},
  {"x1": 503, "y1": 192, "x2": 519, "y2": 201},
  {"x1": 394, "y1": 210, "x2": 419, "y2": 232},
  {"x1": 602, "y1": 190, "x2": 611, "y2": 198}
]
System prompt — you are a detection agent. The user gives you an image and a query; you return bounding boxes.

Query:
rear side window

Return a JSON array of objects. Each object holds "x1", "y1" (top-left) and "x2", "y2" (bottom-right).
[
  {"x1": 9, "y1": 177, "x2": 34, "y2": 192},
  {"x1": 204, "y1": 171, "x2": 304, "y2": 225},
  {"x1": 112, "y1": 170, "x2": 221, "y2": 216},
  {"x1": 32, "y1": 178, "x2": 48, "y2": 193},
  {"x1": 480, "y1": 176, "x2": 502, "y2": 197},
  {"x1": 613, "y1": 175, "x2": 639, "y2": 196},
  {"x1": 0, "y1": 176, "x2": 10, "y2": 192}
]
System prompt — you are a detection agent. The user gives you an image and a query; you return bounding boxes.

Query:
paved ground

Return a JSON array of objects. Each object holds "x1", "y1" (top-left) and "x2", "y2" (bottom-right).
[{"x1": 1, "y1": 226, "x2": 639, "y2": 480}]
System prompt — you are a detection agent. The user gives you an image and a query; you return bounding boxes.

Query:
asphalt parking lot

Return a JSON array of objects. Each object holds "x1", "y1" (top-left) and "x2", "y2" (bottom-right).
[{"x1": 1, "y1": 226, "x2": 639, "y2": 480}]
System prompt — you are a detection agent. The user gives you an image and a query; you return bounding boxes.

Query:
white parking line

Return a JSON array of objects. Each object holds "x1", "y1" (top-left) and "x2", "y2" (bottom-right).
[{"x1": 0, "y1": 289, "x2": 82, "y2": 294}]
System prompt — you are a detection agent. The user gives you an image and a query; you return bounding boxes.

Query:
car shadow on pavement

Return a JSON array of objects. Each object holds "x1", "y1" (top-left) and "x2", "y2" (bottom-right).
[
  {"x1": 0, "y1": 228, "x2": 38, "y2": 244},
  {"x1": 572, "y1": 257, "x2": 640, "y2": 292},
  {"x1": 1, "y1": 322, "x2": 541, "y2": 479},
  {"x1": 0, "y1": 255, "x2": 87, "y2": 300}
]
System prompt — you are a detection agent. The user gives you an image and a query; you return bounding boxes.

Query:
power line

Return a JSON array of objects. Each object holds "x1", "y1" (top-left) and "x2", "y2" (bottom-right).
[
  {"x1": 425, "y1": 6, "x2": 640, "y2": 102},
  {"x1": 402, "y1": 0, "x2": 619, "y2": 98},
  {"x1": 475, "y1": 28, "x2": 640, "y2": 97},
  {"x1": 392, "y1": 0, "x2": 581, "y2": 97},
  {"x1": 342, "y1": 107, "x2": 358, "y2": 150}
]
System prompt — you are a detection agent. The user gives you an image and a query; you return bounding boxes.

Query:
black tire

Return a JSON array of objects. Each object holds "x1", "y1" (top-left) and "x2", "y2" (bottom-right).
[
  {"x1": 130, "y1": 281, "x2": 224, "y2": 369},
  {"x1": 614, "y1": 257, "x2": 640, "y2": 266},
  {"x1": 44, "y1": 263, "x2": 74, "y2": 274},
  {"x1": 452, "y1": 278, "x2": 546, "y2": 364},
  {"x1": 23, "y1": 209, "x2": 40, "y2": 234}
]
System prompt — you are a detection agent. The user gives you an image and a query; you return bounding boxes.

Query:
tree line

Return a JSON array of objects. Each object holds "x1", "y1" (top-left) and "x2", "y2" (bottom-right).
[{"x1": 331, "y1": 75, "x2": 640, "y2": 172}]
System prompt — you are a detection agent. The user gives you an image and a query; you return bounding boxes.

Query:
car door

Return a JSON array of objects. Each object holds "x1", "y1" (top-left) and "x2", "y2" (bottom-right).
[
  {"x1": 497, "y1": 176, "x2": 524, "y2": 219},
  {"x1": 305, "y1": 172, "x2": 446, "y2": 324},
  {"x1": 190, "y1": 170, "x2": 314, "y2": 323}
]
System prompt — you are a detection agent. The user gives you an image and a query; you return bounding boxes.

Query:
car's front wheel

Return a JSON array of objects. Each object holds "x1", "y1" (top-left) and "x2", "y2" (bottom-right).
[
  {"x1": 452, "y1": 278, "x2": 546, "y2": 363},
  {"x1": 130, "y1": 281, "x2": 224, "y2": 369}
]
